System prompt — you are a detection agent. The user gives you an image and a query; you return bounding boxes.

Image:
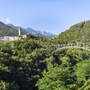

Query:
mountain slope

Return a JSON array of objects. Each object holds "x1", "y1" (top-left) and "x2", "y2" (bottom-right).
[
  {"x1": 55, "y1": 20, "x2": 90, "y2": 44},
  {"x1": 0, "y1": 21, "x2": 24, "y2": 37},
  {"x1": 7, "y1": 24, "x2": 27, "y2": 34}
]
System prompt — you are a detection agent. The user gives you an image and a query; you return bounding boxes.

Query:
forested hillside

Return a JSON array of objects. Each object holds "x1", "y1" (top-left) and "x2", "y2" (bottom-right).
[
  {"x1": 41, "y1": 20, "x2": 90, "y2": 45},
  {"x1": 57, "y1": 21, "x2": 90, "y2": 43},
  {"x1": 0, "y1": 21, "x2": 24, "y2": 36}
]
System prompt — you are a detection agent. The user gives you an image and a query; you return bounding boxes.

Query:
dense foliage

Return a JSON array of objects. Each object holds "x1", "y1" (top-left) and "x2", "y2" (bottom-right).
[
  {"x1": 36, "y1": 48, "x2": 90, "y2": 90},
  {"x1": 0, "y1": 39, "x2": 51, "y2": 90},
  {"x1": 0, "y1": 39, "x2": 90, "y2": 90}
]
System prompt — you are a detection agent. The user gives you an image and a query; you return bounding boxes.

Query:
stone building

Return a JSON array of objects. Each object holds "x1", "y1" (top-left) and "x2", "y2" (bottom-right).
[{"x1": 23, "y1": 33, "x2": 31, "y2": 39}]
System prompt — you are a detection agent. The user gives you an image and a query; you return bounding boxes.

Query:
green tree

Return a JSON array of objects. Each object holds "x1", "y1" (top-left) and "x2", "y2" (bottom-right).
[
  {"x1": 36, "y1": 66, "x2": 73, "y2": 90},
  {"x1": 74, "y1": 59, "x2": 90, "y2": 89}
]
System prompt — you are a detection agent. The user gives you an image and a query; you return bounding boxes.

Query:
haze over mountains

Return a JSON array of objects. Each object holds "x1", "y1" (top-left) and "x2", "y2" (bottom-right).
[
  {"x1": 7, "y1": 23, "x2": 55, "y2": 37},
  {"x1": 0, "y1": 21, "x2": 56, "y2": 38},
  {"x1": 1, "y1": 20, "x2": 90, "y2": 42}
]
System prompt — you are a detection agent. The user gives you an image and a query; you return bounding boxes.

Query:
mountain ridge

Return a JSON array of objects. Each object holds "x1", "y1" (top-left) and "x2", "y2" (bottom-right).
[{"x1": 7, "y1": 23, "x2": 56, "y2": 37}]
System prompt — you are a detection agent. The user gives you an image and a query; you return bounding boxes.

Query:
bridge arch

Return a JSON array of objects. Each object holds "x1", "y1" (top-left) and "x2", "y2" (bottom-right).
[{"x1": 52, "y1": 46, "x2": 90, "y2": 54}]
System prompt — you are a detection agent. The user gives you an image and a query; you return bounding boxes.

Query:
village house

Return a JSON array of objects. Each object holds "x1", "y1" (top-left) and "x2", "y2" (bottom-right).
[
  {"x1": 4, "y1": 36, "x2": 20, "y2": 42},
  {"x1": 23, "y1": 33, "x2": 31, "y2": 39},
  {"x1": 0, "y1": 27, "x2": 32, "y2": 42},
  {"x1": 0, "y1": 27, "x2": 21, "y2": 42}
]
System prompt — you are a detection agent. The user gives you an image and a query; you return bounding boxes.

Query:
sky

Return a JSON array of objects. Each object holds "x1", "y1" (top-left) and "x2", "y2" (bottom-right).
[{"x1": 0, "y1": 0, "x2": 90, "y2": 35}]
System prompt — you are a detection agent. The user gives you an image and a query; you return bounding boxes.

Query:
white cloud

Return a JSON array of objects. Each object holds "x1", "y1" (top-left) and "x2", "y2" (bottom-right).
[
  {"x1": 6, "y1": 18, "x2": 11, "y2": 23},
  {"x1": 0, "y1": 19, "x2": 3, "y2": 22},
  {"x1": 14, "y1": 24, "x2": 20, "y2": 26},
  {"x1": 14, "y1": 24, "x2": 22, "y2": 27}
]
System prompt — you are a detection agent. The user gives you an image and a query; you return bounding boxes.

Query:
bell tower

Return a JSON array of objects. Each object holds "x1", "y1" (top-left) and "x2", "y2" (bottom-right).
[{"x1": 19, "y1": 26, "x2": 21, "y2": 36}]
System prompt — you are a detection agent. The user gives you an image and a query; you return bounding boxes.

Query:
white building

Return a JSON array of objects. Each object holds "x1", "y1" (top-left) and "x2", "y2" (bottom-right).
[{"x1": 4, "y1": 36, "x2": 20, "y2": 42}]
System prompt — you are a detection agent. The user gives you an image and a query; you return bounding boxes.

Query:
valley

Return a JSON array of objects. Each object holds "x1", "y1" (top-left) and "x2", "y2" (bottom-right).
[{"x1": 0, "y1": 20, "x2": 90, "y2": 90}]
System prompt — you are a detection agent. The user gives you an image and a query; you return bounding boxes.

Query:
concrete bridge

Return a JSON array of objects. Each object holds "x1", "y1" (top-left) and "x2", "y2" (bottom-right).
[
  {"x1": 43, "y1": 42, "x2": 90, "y2": 48},
  {"x1": 52, "y1": 46, "x2": 90, "y2": 54},
  {"x1": 42, "y1": 42, "x2": 90, "y2": 54}
]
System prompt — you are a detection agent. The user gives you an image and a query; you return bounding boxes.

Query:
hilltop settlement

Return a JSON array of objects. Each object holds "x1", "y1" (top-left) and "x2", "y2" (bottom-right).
[{"x1": 0, "y1": 27, "x2": 39, "y2": 42}]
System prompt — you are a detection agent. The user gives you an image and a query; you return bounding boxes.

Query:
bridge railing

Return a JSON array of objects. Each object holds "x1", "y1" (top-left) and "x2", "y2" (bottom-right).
[
  {"x1": 42, "y1": 42, "x2": 90, "y2": 54},
  {"x1": 42, "y1": 42, "x2": 90, "y2": 48},
  {"x1": 52, "y1": 46, "x2": 90, "y2": 54}
]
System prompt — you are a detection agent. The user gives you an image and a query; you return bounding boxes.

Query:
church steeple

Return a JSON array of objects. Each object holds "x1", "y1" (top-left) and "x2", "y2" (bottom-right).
[{"x1": 19, "y1": 26, "x2": 21, "y2": 36}]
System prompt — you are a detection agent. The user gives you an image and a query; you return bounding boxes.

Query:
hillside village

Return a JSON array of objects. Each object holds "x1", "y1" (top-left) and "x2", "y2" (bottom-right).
[{"x1": 0, "y1": 27, "x2": 38, "y2": 42}]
